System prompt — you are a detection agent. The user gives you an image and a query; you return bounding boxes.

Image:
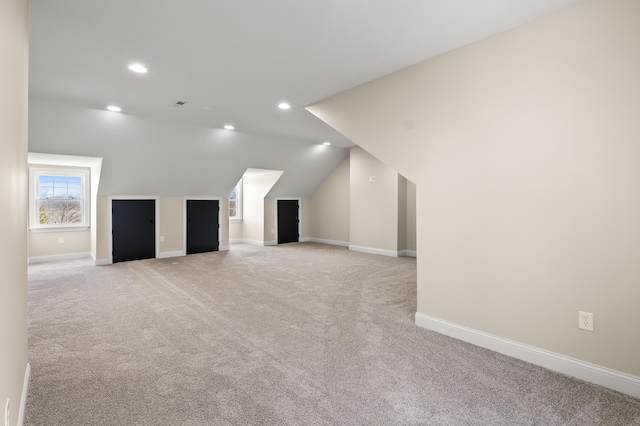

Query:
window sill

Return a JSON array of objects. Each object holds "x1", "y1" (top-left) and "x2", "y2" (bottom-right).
[{"x1": 29, "y1": 226, "x2": 90, "y2": 233}]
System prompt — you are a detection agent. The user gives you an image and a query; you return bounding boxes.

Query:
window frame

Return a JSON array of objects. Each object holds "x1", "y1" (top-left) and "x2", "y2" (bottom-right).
[
  {"x1": 29, "y1": 166, "x2": 90, "y2": 231},
  {"x1": 229, "y1": 178, "x2": 243, "y2": 221}
]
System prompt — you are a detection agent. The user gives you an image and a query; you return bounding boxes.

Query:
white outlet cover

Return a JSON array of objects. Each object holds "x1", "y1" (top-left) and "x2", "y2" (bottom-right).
[{"x1": 579, "y1": 311, "x2": 594, "y2": 331}]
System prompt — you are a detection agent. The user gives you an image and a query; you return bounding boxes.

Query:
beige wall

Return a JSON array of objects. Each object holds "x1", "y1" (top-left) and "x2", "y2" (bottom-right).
[
  {"x1": 26, "y1": 164, "x2": 95, "y2": 260},
  {"x1": 308, "y1": 0, "x2": 640, "y2": 377},
  {"x1": 397, "y1": 175, "x2": 407, "y2": 251},
  {"x1": 309, "y1": 157, "x2": 350, "y2": 244},
  {"x1": 160, "y1": 197, "x2": 183, "y2": 254},
  {"x1": 229, "y1": 220, "x2": 242, "y2": 241},
  {"x1": 0, "y1": 0, "x2": 29, "y2": 423},
  {"x1": 406, "y1": 180, "x2": 416, "y2": 253},
  {"x1": 95, "y1": 195, "x2": 229, "y2": 262},
  {"x1": 300, "y1": 197, "x2": 310, "y2": 239},
  {"x1": 264, "y1": 197, "x2": 277, "y2": 244},
  {"x1": 219, "y1": 197, "x2": 229, "y2": 248},
  {"x1": 29, "y1": 230, "x2": 90, "y2": 259},
  {"x1": 95, "y1": 196, "x2": 108, "y2": 261},
  {"x1": 349, "y1": 147, "x2": 400, "y2": 253}
]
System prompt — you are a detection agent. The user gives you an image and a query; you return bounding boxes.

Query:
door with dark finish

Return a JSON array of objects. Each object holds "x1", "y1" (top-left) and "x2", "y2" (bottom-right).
[
  {"x1": 278, "y1": 199, "x2": 299, "y2": 244},
  {"x1": 186, "y1": 199, "x2": 219, "y2": 254},
  {"x1": 112, "y1": 199, "x2": 156, "y2": 263}
]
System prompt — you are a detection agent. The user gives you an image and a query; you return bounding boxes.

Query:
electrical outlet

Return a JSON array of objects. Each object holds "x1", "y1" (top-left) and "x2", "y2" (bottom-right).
[
  {"x1": 58, "y1": 237, "x2": 64, "y2": 244},
  {"x1": 579, "y1": 311, "x2": 594, "y2": 331},
  {"x1": 160, "y1": 236, "x2": 165, "y2": 243}
]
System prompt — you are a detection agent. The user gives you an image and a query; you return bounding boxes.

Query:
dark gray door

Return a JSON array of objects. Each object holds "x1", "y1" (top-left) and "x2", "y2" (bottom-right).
[
  {"x1": 112, "y1": 199, "x2": 156, "y2": 263},
  {"x1": 278, "y1": 200, "x2": 299, "y2": 244},
  {"x1": 186, "y1": 199, "x2": 219, "y2": 254}
]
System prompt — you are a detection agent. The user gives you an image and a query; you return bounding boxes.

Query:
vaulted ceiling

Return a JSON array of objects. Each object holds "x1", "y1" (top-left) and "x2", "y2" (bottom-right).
[{"x1": 28, "y1": 0, "x2": 583, "y2": 196}]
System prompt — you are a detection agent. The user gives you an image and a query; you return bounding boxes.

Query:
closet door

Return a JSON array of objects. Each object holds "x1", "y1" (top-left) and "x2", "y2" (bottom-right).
[
  {"x1": 112, "y1": 199, "x2": 156, "y2": 263},
  {"x1": 277, "y1": 200, "x2": 299, "y2": 244},
  {"x1": 186, "y1": 199, "x2": 219, "y2": 254}
]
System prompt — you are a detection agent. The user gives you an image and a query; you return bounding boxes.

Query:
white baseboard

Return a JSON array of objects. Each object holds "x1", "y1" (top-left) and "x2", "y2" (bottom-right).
[
  {"x1": 18, "y1": 362, "x2": 30, "y2": 426},
  {"x1": 229, "y1": 238, "x2": 242, "y2": 244},
  {"x1": 299, "y1": 237, "x2": 310, "y2": 242},
  {"x1": 219, "y1": 245, "x2": 229, "y2": 251},
  {"x1": 415, "y1": 313, "x2": 640, "y2": 399},
  {"x1": 398, "y1": 250, "x2": 417, "y2": 258},
  {"x1": 158, "y1": 250, "x2": 185, "y2": 259},
  {"x1": 264, "y1": 240, "x2": 277, "y2": 246},
  {"x1": 235, "y1": 238, "x2": 263, "y2": 246},
  {"x1": 309, "y1": 237, "x2": 349, "y2": 247},
  {"x1": 404, "y1": 250, "x2": 417, "y2": 258},
  {"x1": 28, "y1": 252, "x2": 92, "y2": 264},
  {"x1": 349, "y1": 245, "x2": 399, "y2": 257},
  {"x1": 94, "y1": 258, "x2": 108, "y2": 266}
]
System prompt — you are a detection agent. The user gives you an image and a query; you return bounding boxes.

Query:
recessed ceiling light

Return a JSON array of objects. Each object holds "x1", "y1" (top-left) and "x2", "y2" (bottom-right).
[
  {"x1": 106, "y1": 105, "x2": 122, "y2": 112},
  {"x1": 278, "y1": 102, "x2": 291, "y2": 110},
  {"x1": 224, "y1": 125, "x2": 235, "y2": 130},
  {"x1": 128, "y1": 63, "x2": 147, "y2": 73},
  {"x1": 322, "y1": 141, "x2": 331, "y2": 146}
]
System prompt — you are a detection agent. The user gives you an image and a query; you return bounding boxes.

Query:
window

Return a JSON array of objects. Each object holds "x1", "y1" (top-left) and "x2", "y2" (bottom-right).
[
  {"x1": 29, "y1": 167, "x2": 90, "y2": 230},
  {"x1": 229, "y1": 179, "x2": 242, "y2": 220}
]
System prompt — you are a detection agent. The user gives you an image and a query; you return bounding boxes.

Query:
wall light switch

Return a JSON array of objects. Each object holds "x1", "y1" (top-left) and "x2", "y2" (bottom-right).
[{"x1": 160, "y1": 236, "x2": 165, "y2": 243}]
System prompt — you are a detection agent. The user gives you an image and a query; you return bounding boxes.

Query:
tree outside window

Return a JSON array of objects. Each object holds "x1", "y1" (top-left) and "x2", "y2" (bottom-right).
[
  {"x1": 229, "y1": 179, "x2": 242, "y2": 220},
  {"x1": 29, "y1": 167, "x2": 89, "y2": 229}
]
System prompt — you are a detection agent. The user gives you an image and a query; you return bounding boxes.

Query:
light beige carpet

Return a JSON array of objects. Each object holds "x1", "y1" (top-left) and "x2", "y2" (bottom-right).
[{"x1": 25, "y1": 243, "x2": 640, "y2": 425}]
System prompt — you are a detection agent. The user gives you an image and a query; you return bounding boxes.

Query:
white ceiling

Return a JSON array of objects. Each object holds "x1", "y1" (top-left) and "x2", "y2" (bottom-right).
[{"x1": 29, "y1": 0, "x2": 583, "y2": 149}]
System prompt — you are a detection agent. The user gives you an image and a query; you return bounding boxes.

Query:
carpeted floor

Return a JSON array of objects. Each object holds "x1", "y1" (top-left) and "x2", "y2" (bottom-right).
[{"x1": 25, "y1": 242, "x2": 640, "y2": 425}]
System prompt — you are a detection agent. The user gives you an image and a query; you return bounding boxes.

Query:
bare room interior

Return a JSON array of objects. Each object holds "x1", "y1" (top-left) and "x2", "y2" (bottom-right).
[{"x1": 1, "y1": 0, "x2": 639, "y2": 425}]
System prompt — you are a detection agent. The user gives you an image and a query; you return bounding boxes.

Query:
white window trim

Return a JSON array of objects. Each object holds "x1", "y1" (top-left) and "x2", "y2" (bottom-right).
[
  {"x1": 28, "y1": 166, "x2": 90, "y2": 232},
  {"x1": 229, "y1": 178, "x2": 243, "y2": 221}
]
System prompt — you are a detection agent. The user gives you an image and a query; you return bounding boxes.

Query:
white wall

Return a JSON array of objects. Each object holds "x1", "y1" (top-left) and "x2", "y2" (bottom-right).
[
  {"x1": 29, "y1": 98, "x2": 348, "y2": 198},
  {"x1": 241, "y1": 170, "x2": 283, "y2": 244},
  {"x1": 0, "y1": 0, "x2": 29, "y2": 424},
  {"x1": 308, "y1": 0, "x2": 640, "y2": 383}
]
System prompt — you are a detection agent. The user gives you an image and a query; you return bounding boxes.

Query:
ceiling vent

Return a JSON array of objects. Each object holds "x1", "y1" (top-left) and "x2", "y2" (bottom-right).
[{"x1": 172, "y1": 100, "x2": 188, "y2": 107}]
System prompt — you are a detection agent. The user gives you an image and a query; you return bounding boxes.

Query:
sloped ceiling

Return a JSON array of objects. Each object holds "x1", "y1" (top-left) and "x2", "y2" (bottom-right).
[{"x1": 28, "y1": 0, "x2": 582, "y2": 197}]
